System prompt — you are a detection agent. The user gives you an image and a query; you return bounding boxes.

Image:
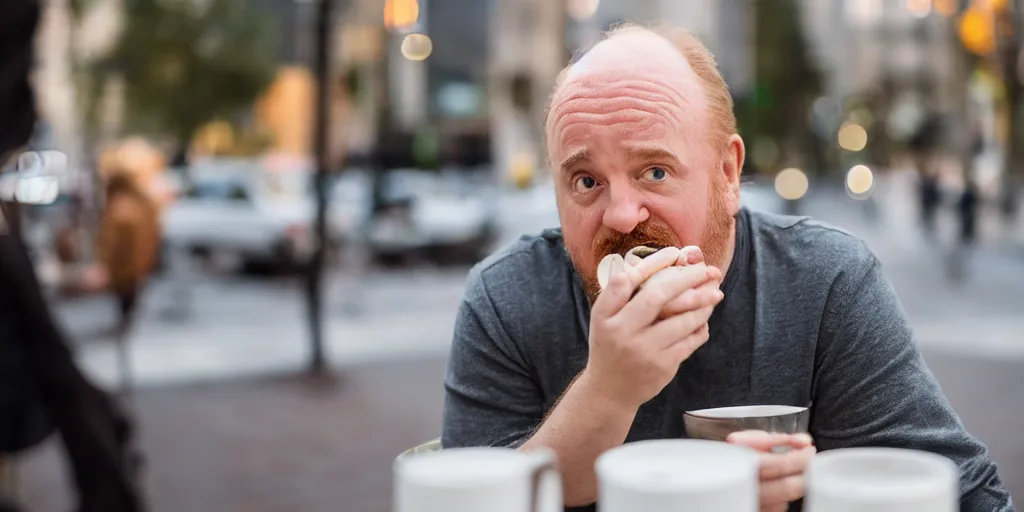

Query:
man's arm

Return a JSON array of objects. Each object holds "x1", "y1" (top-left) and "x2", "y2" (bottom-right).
[
  {"x1": 444, "y1": 253, "x2": 722, "y2": 508},
  {"x1": 811, "y1": 251, "x2": 1012, "y2": 511},
  {"x1": 441, "y1": 270, "x2": 636, "y2": 508}
]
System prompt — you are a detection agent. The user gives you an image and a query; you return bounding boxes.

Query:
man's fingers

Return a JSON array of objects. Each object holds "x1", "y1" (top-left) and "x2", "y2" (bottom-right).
[
  {"x1": 624, "y1": 246, "x2": 681, "y2": 287},
  {"x1": 592, "y1": 256, "x2": 631, "y2": 318},
  {"x1": 659, "y1": 281, "x2": 723, "y2": 319},
  {"x1": 727, "y1": 431, "x2": 814, "y2": 452},
  {"x1": 761, "y1": 505, "x2": 787, "y2": 512},
  {"x1": 759, "y1": 474, "x2": 806, "y2": 509},
  {"x1": 617, "y1": 264, "x2": 715, "y2": 330},
  {"x1": 660, "y1": 323, "x2": 711, "y2": 362},
  {"x1": 758, "y1": 446, "x2": 816, "y2": 481},
  {"x1": 676, "y1": 245, "x2": 705, "y2": 266},
  {"x1": 643, "y1": 305, "x2": 716, "y2": 351}
]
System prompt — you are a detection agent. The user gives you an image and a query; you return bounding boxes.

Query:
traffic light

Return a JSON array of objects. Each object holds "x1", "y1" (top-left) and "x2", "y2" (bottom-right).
[{"x1": 960, "y1": 5, "x2": 997, "y2": 55}]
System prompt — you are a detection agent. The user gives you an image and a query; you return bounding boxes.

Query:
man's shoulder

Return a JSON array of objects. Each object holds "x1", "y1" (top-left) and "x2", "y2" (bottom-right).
[
  {"x1": 468, "y1": 228, "x2": 572, "y2": 293},
  {"x1": 745, "y1": 208, "x2": 877, "y2": 279},
  {"x1": 460, "y1": 228, "x2": 581, "y2": 339}
]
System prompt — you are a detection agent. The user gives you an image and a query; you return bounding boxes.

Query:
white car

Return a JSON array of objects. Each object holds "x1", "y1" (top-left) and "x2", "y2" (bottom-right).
[
  {"x1": 366, "y1": 169, "x2": 500, "y2": 265},
  {"x1": 162, "y1": 159, "x2": 363, "y2": 271}
]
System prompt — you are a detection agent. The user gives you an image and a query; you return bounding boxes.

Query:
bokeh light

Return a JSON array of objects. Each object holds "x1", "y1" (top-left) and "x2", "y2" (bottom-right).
[
  {"x1": 567, "y1": 0, "x2": 600, "y2": 21},
  {"x1": 846, "y1": 164, "x2": 875, "y2": 198},
  {"x1": 775, "y1": 168, "x2": 809, "y2": 201},
  {"x1": 384, "y1": 0, "x2": 420, "y2": 31},
  {"x1": 907, "y1": 0, "x2": 932, "y2": 18},
  {"x1": 400, "y1": 33, "x2": 433, "y2": 62},
  {"x1": 838, "y1": 122, "x2": 869, "y2": 152}
]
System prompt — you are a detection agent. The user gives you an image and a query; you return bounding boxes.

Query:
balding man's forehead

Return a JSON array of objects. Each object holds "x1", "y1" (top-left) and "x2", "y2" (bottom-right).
[
  {"x1": 569, "y1": 29, "x2": 685, "y2": 77},
  {"x1": 563, "y1": 34, "x2": 696, "y2": 94}
]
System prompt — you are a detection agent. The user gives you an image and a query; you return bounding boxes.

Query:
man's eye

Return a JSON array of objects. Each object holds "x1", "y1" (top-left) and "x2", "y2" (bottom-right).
[
  {"x1": 644, "y1": 167, "x2": 668, "y2": 182},
  {"x1": 573, "y1": 175, "x2": 598, "y2": 192}
]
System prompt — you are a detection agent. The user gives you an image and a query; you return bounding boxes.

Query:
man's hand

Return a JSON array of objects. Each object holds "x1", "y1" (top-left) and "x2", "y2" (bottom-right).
[
  {"x1": 727, "y1": 431, "x2": 817, "y2": 512},
  {"x1": 583, "y1": 246, "x2": 725, "y2": 411},
  {"x1": 623, "y1": 245, "x2": 722, "y2": 321}
]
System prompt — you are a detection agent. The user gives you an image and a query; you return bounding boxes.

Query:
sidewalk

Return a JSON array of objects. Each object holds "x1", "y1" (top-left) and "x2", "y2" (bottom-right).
[
  {"x1": 13, "y1": 356, "x2": 448, "y2": 512},
  {"x1": 60, "y1": 269, "x2": 467, "y2": 389}
]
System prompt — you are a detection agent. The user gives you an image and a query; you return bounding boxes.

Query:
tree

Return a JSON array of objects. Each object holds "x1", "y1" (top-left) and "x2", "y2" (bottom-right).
[
  {"x1": 97, "y1": 0, "x2": 279, "y2": 166},
  {"x1": 742, "y1": 0, "x2": 824, "y2": 173}
]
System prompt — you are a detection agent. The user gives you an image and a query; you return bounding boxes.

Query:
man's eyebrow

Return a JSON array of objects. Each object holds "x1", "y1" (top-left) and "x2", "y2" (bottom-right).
[
  {"x1": 626, "y1": 147, "x2": 679, "y2": 163},
  {"x1": 560, "y1": 149, "x2": 589, "y2": 173}
]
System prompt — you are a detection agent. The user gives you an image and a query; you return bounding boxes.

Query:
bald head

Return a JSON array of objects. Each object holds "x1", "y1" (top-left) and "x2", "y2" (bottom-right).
[{"x1": 546, "y1": 24, "x2": 735, "y2": 157}]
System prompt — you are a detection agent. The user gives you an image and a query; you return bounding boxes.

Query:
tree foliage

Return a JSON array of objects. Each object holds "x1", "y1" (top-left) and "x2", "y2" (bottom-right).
[
  {"x1": 97, "y1": 0, "x2": 279, "y2": 147},
  {"x1": 739, "y1": 0, "x2": 824, "y2": 169}
]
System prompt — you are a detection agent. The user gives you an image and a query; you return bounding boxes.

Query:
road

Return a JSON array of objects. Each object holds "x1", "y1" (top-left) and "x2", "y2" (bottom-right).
[{"x1": 13, "y1": 175, "x2": 1023, "y2": 510}]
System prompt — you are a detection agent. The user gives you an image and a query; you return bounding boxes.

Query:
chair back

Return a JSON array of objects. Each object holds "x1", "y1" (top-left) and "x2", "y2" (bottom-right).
[{"x1": 396, "y1": 438, "x2": 443, "y2": 461}]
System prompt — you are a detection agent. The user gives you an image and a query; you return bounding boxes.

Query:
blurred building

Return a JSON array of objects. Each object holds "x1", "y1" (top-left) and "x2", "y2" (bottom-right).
[{"x1": 805, "y1": 0, "x2": 960, "y2": 108}]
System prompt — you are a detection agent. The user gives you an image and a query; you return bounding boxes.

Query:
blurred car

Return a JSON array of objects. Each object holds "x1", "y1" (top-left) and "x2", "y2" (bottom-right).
[
  {"x1": 162, "y1": 158, "x2": 365, "y2": 272},
  {"x1": 366, "y1": 168, "x2": 500, "y2": 265}
]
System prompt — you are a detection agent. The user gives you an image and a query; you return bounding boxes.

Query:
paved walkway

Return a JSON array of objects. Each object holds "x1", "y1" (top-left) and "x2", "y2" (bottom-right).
[
  {"x1": 12, "y1": 348, "x2": 1023, "y2": 511},
  {"x1": 13, "y1": 357, "x2": 448, "y2": 512}
]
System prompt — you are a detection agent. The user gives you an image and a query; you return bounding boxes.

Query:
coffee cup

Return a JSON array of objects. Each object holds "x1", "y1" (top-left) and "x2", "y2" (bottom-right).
[
  {"x1": 805, "y1": 447, "x2": 958, "y2": 512},
  {"x1": 684, "y1": 405, "x2": 810, "y2": 446},
  {"x1": 393, "y1": 447, "x2": 561, "y2": 512},
  {"x1": 596, "y1": 439, "x2": 760, "y2": 512}
]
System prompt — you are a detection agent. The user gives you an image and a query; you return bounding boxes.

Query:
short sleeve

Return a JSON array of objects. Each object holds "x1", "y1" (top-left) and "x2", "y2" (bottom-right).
[{"x1": 441, "y1": 268, "x2": 547, "y2": 449}]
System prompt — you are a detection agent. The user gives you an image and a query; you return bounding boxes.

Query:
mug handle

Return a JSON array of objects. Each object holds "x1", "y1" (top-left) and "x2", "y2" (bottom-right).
[{"x1": 526, "y1": 448, "x2": 559, "y2": 512}]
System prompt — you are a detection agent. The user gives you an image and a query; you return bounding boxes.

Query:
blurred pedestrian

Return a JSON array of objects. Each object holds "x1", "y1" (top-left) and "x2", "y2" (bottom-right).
[
  {"x1": 959, "y1": 179, "x2": 980, "y2": 247},
  {"x1": 948, "y1": 179, "x2": 981, "y2": 283},
  {"x1": 910, "y1": 113, "x2": 943, "y2": 239},
  {"x1": 0, "y1": 0, "x2": 144, "y2": 510},
  {"x1": 919, "y1": 170, "x2": 941, "y2": 238},
  {"x1": 95, "y1": 170, "x2": 162, "y2": 397}
]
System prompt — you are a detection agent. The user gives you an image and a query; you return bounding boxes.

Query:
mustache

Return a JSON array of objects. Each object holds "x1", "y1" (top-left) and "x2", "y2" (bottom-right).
[{"x1": 593, "y1": 221, "x2": 679, "y2": 259}]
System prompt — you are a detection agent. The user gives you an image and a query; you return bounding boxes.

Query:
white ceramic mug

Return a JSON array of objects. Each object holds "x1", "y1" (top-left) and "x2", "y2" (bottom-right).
[
  {"x1": 596, "y1": 439, "x2": 760, "y2": 512},
  {"x1": 393, "y1": 447, "x2": 562, "y2": 512},
  {"x1": 805, "y1": 447, "x2": 958, "y2": 512}
]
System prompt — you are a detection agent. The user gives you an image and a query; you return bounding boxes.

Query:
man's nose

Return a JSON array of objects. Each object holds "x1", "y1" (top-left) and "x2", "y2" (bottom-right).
[{"x1": 602, "y1": 187, "x2": 650, "y2": 234}]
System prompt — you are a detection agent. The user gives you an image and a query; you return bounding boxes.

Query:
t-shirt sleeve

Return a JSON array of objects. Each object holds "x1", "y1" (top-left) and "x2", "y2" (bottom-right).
[
  {"x1": 441, "y1": 267, "x2": 546, "y2": 449},
  {"x1": 811, "y1": 252, "x2": 1013, "y2": 511}
]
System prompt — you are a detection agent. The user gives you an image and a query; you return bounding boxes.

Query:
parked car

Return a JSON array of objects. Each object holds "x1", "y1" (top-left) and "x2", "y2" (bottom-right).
[
  {"x1": 162, "y1": 159, "x2": 363, "y2": 272},
  {"x1": 366, "y1": 168, "x2": 500, "y2": 265}
]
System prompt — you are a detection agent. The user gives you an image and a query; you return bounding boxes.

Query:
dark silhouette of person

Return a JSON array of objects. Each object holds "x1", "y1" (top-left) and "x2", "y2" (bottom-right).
[
  {"x1": 910, "y1": 113, "x2": 944, "y2": 238},
  {"x1": 959, "y1": 179, "x2": 980, "y2": 248},
  {"x1": 0, "y1": 1, "x2": 144, "y2": 510}
]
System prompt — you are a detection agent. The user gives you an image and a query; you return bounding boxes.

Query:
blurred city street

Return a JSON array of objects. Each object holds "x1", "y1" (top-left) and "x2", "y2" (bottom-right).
[
  {"x1": 12, "y1": 173, "x2": 1024, "y2": 511},
  {"x1": 7, "y1": 0, "x2": 1024, "y2": 510},
  {"x1": 47, "y1": 172, "x2": 1024, "y2": 391}
]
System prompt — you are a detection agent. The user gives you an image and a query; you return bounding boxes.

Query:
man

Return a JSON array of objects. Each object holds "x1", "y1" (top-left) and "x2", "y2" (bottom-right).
[{"x1": 442, "y1": 23, "x2": 1012, "y2": 512}]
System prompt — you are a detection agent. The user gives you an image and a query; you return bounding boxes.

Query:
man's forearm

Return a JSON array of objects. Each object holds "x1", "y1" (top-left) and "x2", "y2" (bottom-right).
[{"x1": 518, "y1": 371, "x2": 637, "y2": 507}]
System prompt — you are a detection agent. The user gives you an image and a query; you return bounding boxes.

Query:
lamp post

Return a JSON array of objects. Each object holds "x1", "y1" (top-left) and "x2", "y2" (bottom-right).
[{"x1": 305, "y1": 0, "x2": 336, "y2": 376}]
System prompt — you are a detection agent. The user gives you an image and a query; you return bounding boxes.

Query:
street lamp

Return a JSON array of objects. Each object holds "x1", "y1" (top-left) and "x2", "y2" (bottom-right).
[{"x1": 304, "y1": 0, "x2": 336, "y2": 376}]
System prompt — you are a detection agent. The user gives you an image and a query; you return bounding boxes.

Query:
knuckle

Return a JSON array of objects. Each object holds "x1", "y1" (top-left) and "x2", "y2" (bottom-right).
[
  {"x1": 641, "y1": 286, "x2": 670, "y2": 308},
  {"x1": 601, "y1": 317, "x2": 625, "y2": 339}
]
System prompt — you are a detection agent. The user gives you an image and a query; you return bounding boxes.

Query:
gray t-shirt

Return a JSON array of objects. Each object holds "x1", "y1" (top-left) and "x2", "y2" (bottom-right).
[{"x1": 442, "y1": 208, "x2": 1013, "y2": 511}]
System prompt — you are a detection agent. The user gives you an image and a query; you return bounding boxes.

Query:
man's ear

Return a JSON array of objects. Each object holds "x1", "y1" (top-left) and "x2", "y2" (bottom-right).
[{"x1": 721, "y1": 134, "x2": 745, "y2": 214}]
